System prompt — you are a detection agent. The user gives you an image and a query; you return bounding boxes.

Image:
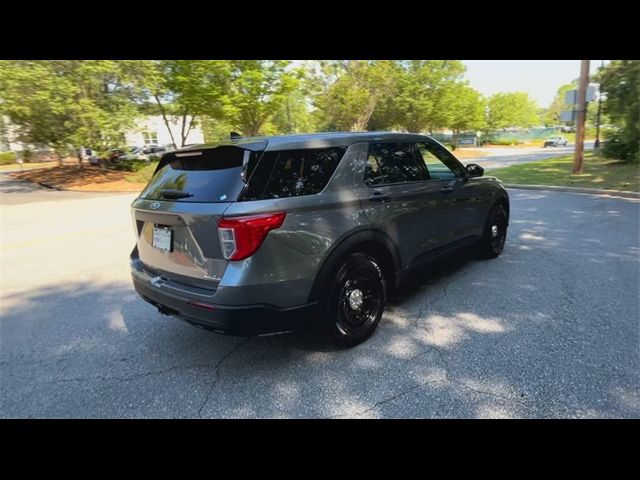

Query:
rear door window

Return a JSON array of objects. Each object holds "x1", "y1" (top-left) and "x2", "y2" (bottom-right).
[
  {"x1": 365, "y1": 142, "x2": 428, "y2": 186},
  {"x1": 139, "y1": 146, "x2": 263, "y2": 203},
  {"x1": 241, "y1": 147, "x2": 345, "y2": 200}
]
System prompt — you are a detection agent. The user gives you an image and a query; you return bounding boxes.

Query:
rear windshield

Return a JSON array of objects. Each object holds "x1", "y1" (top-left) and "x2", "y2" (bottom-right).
[
  {"x1": 139, "y1": 146, "x2": 262, "y2": 203},
  {"x1": 241, "y1": 147, "x2": 346, "y2": 200}
]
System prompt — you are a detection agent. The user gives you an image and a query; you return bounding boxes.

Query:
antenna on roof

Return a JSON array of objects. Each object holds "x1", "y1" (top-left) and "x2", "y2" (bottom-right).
[{"x1": 230, "y1": 132, "x2": 242, "y2": 141}]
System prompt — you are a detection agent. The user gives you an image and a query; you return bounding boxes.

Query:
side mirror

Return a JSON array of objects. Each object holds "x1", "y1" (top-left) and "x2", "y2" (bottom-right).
[{"x1": 466, "y1": 163, "x2": 484, "y2": 178}]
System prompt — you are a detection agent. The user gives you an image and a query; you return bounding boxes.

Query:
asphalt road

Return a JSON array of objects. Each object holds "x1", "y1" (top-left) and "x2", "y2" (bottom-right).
[
  {"x1": 1, "y1": 174, "x2": 638, "y2": 418},
  {"x1": 465, "y1": 142, "x2": 595, "y2": 170}
]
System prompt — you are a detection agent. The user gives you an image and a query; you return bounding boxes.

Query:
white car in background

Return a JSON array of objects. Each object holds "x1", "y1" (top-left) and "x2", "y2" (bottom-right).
[
  {"x1": 543, "y1": 136, "x2": 569, "y2": 147},
  {"x1": 120, "y1": 145, "x2": 169, "y2": 162}
]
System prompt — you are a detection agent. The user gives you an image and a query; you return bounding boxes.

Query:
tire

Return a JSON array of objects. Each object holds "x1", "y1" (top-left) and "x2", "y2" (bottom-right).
[
  {"x1": 321, "y1": 252, "x2": 386, "y2": 347},
  {"x1": 478, "y1": 204, "x2": 508, "y2": 259}
]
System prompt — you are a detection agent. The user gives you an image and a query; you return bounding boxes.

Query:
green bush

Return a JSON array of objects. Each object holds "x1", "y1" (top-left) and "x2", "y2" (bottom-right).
[
  {"x1": 602, "y1": 130, "x2": 640, "y2": 163},
  {"x1": 112, "y1": 160, "x2": 147, "y2": 172},
  {"x1": 0, "y1": 151, "x2": 18, "y2": 165}
]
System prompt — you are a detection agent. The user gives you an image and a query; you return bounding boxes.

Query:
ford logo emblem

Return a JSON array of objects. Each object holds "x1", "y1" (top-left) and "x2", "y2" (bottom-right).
[{"x1": 150, "y1": 202, "x2": 161, "y2": 210}]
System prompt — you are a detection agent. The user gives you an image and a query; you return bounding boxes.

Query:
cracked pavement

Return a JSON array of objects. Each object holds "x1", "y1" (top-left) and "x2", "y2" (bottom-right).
[{"x1": 1, "y1": 174, "x2": 639, "y2": 418}]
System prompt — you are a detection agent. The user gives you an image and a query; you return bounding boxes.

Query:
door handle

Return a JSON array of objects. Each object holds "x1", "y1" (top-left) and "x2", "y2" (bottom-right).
[
  {"x1": 440, "y1": 186, "x2": 454, "y2": 194},
  {"x1": 369, "y1": 191, "x2": 390, "y2": 202}
]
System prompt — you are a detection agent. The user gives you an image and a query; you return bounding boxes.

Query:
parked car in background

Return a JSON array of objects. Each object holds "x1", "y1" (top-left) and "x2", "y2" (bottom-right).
[
  {"x1": 120, "y1": 145, "x2": 168, "y2": 163},
  {"x1": 129, "y1": 132, "x2": 510, "y2": 347},
  {"x1": 143, "y1": 145, "x2": 166, "y2": 156},
  {"x1": 544, "y1": 136, "x2": 568, "y2": 147},
  {"x1": 81, "y1": 148, "x2": 100, "y2": 165},
  {"x1": 119, "y1": 146, "x2": 147, "y2": 161},
  {"x1": 108, "y1": 147, "x2": 137, "y2": 164}
]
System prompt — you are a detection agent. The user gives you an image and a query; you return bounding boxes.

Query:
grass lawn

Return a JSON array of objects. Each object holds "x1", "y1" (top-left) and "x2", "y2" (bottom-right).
[{"x1": 490, "y1": 152, "x2": 640, "y2": 192}]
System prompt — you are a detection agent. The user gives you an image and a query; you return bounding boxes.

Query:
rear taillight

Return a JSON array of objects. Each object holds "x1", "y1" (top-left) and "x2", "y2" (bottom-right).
[{"x1": 217, "y1": 212, "x2": 286, "y2": 261}]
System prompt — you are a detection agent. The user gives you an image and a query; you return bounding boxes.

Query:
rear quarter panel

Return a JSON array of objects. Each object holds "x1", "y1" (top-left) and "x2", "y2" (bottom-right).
[{"x1": 214, "y1": 143, "x2": 371, "y2": 308}]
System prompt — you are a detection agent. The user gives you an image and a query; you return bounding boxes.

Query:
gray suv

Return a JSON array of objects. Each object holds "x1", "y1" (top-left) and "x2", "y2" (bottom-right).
[{"x1": 130, "y1": 132, "x2": 509, "y2": 346}]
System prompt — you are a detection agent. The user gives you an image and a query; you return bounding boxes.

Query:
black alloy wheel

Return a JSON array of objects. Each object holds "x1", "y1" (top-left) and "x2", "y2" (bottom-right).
[
  {"x1": 479, "y1": 204, "x2": 508, "y2": 258},
  {"x1": 325, "y1": 253, "x2": 386, "y2": 346}
]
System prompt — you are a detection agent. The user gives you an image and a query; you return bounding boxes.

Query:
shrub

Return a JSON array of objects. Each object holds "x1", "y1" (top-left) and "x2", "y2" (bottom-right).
[
  {"x1": 602, "y1": 130, "x2": 640, "y2": 163},
  {"x1": 112, "y1": 160, "x2": 147, "y2": 172},
  {"x1": 0, "y1": 151, "x2": 18, "y2": 165}
]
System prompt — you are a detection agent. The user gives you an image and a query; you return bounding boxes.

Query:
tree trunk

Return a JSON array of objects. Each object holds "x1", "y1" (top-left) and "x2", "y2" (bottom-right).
[
  {"x1": 352, "y1": 97, "x2": 378, "y2": 131},
  {"x1": 286, "y1": 101, "x2": 292, "y2": 133},
  {"x1": 181, "y1": 114, "x2": 196, "y2": 147},
  {"x1": 154, "y1": 94, "x2": 178, "y2": 149},
  {"x1": 180, "y1": 112, "x2": 187, "y2": 147}
]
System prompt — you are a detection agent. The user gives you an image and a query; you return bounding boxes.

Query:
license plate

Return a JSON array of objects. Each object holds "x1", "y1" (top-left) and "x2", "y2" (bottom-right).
[{"x1": 152, "y1": 227, "x2": 173, "y2": 252}]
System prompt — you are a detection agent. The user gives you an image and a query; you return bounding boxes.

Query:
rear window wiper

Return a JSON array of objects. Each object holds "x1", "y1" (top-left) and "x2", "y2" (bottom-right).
[{"x1": 160, "y1": 189, "x2": 194, "y2": 199}]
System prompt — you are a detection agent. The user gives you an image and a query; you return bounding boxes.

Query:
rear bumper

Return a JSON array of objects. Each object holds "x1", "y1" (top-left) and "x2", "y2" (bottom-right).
[{"x1": 131, "y1": 263, "x2": 318, "y2": 336}]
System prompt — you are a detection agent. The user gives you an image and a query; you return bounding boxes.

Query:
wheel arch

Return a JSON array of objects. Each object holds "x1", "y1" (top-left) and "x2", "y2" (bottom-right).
[
  {"x1": 307, "y1": 229, "x2": 401, "y2": 303},
  {"x1": 495, "y1": 193, "x2": 510, "y2": 222}
]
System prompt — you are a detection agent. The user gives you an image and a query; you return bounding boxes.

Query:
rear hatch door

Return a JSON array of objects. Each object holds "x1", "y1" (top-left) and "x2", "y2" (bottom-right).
[{"x1": 131, "y1": 142, "x2": 266, "y2": 290}]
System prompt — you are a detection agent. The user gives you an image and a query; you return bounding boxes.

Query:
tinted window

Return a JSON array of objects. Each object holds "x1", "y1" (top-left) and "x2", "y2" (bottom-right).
[
  {"x1": 365, "y1": 142, "x2": 428, "y2": 186},
  {"x1": 241, "y1": 147, "x2": 345, "y2": 200},
  {"x1": 417, "y1": 142, "x2": 463, "y2": 179},
  {"x1": 139, "y1": 146, "x2": 262, "y2": 203}
]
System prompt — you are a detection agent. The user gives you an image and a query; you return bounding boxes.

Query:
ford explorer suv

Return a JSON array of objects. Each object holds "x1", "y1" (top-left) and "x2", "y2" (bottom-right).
[{"x1": 130, "y1": 132, "x2": 509, "y2": 346}]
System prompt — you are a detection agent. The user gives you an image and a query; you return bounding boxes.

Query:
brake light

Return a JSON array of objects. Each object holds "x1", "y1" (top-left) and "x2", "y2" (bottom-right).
[{"x1": 217, "y1": 212, "x2": 286, "y2": 261}]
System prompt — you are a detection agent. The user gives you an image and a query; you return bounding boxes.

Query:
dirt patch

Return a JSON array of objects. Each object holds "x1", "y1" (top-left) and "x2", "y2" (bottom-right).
[
  {"x1": 451, "y1": 149, "x2": 488, "y2": 159},
  {"x1": 11, "y1": 165, "x2": 146, "y2": 192}
]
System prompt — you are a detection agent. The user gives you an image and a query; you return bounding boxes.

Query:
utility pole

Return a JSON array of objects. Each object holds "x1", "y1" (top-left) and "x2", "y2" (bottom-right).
[
  {"x1": 573, "y1": 60, "x2": 590, "y2": 174},
  {"x1": 594, "y1": 60, "x2": 605, "y2": 150}
]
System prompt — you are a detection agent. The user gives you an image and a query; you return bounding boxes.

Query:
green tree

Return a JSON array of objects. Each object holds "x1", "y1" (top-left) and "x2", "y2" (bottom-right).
[
  {"x1": 131, "y1": 60, "x2": 232, "y2": 148},
  {"x1": 200, "y1": 118, "x2": 235, "y2": 144},
  {"x1": 597, "y1": 60, "x2": 639, "y2": 162},
  {"x1": 448, "y1": 85, "x2": 487, "y2": 137},
  {"x1": 486, "y1": 92, "x2": 539, "y2": 130},
  {"x1": 0, "y1": 60, "x2": 141, "y2": 161},
  {"x1": 270, "y1": 85, "x2": 315, "y2": 134},
  {"x1": 313, "y1": 60, "x2": 398, "y2": 131},
  {"x1": 224, "y1": 61, "x2": 300, "y2": 136},
  {"x1": 383, "y1": 60, "x2": 467, "y2": 133}
]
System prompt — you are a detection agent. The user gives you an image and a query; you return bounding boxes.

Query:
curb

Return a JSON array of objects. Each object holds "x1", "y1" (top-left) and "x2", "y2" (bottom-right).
[
  {"x1": 504, "y1": 184, "x2": 640, "y2": 199},
  {"x1": 36, "y1": 180, "x2": 139, "y2": 194},
  {"x1": 9, "y1": 171, "x2": 142, "y2": 194},
  {"x1": 36, "y1": 181, "x2": 62, "y2": 191},
  {"x1": 6, "y1": 174, "x2": 138, "y2": 194}
]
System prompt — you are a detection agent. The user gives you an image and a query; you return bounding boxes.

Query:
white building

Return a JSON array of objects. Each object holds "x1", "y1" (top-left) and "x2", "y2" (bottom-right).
[
  {"x1": 124, "y1": 116, "x2": 204, "y2": 148},
  {"x1": 0, "y1": 115, "x2": 205, "y2": 153},
  {"x1": 0, "y1": 116, "x2": 29, "y2": 152}
]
